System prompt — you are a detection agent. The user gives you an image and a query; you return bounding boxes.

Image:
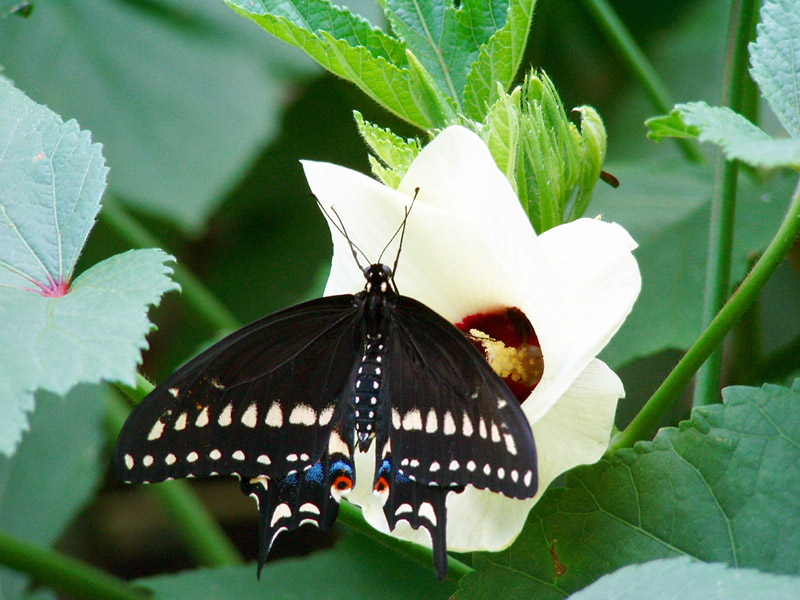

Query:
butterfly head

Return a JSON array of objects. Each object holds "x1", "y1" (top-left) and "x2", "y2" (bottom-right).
[{"x1": 363, "y1": 263, "x2": 394, "y2": 294}]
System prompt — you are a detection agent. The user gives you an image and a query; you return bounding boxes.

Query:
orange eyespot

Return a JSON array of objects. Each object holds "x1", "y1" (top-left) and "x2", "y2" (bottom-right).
[
  {"x1": 333, "y1": 475, "x2": 352, "y2": 491},
  {"x1": 374, "y1": 475, "x2": 389, "y2": 493}
]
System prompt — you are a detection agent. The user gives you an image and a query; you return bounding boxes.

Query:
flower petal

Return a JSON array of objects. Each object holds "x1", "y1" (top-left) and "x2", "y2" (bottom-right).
[
  {"x1": 349, "y1": 358, "x2": 623, "y2": 552},
  {"x1": 520, "y1": 218, "x2": 641, "y2": 423},
  {"x1": 304, "y1": 127, "x2": 562, "y2": 326}
]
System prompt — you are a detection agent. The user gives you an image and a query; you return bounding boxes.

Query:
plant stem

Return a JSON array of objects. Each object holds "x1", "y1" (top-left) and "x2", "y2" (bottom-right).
[
  {"x1": 609, "y1": 175, "x2": 800, "y2": 452},
  {"x1": 579, "y1": 0, "x2": 702, "y2": 162},
  {"x1": 101, "y1": 199, "x2": 240, "y2": 333},
  {"x1": 0, "y1": 531, "x2": 148, "y2": 600},
  {"x1": 108, "y1": 387, "x2": 244, "y2": 567},
  {"x1": 693, "y1": 0, "x2": 761, "y2": 407}
]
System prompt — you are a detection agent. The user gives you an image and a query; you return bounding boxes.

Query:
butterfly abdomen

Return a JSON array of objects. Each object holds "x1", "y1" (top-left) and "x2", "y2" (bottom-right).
[{"x1": 353, "y1": 334, "x2": 389, "y2": 451}]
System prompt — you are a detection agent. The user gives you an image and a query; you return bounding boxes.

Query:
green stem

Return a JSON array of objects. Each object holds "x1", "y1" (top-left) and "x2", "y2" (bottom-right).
[
  {"x1": 108, "y1": 387, "x2": 244, "y2": 567},
  {"x1": 101, "y1": 199, "x2": 240, "y2": 333},
  {"x1": 609, "y1": 175, "x2": 800, "y2": 452},
  {"x1": 579, "y1": 0, "x2": 702, "y2": 162},
  {"x1": 0, "y1": 531, "x2": 148, "y2": 600},
  {"x1": 337, "y1": 502, "x2": 474, "y2": 583},
  {"x1": 693, "y1": 0, "x2": 761, "y2": 407}
]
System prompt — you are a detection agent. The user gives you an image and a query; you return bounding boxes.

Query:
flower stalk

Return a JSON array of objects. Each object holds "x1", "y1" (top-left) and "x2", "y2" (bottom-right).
[{"x1": 610, "y1": 175, "x2": 800, "y2": 452}]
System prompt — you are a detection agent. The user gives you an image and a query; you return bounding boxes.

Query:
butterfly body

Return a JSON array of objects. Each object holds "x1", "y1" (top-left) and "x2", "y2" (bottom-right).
[{"x1": 116, "y1": 262, "x2": 538, "y2": 580}]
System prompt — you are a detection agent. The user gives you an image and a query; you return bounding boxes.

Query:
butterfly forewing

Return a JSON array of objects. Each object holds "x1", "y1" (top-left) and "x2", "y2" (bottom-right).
[
  {"x1": 115, "y1": 295, "x2": 361, "y2": 484},
  {"x1": 384, "y1": 296, "x2": 538, "y2": 498}
]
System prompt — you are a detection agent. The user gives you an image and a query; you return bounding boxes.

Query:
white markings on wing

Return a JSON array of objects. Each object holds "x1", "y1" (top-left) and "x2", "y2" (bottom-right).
[
  {"x1": 265, "y1": 401, "x2": 283, "y2": 427},
  {"x1": 241, "y1": 403, "x2": 258, "y2": 428},
  {"x1": 443, "y1": 411, "x2": 456, "y2": 435},
  {"x1": 402, "y1": 409, "x2": 423, "y2": 431},
  {"x1": 418, "y1": 502, "x2": 437, "y2": 526},
  {"x1": 504, "y1": 433, "x2": 518, "y2": 456},
  {"x1": 147, "y1": 420, "x2": 165, "y2": 441},
  {"x1": 425, "y1": 409, "x2": 438, "y2": 433},
  {"x1": 462, "y1": 413, "x2": 474, "y2": 437},
  {"x1": 289, "y1": 404, "x2": 317, "y2": 426},
  {"x1": 195, "y1": 407, "x2": 210, "y2": 427},
  {"x1": 271, "y1": 503, "x2": 292, "y2": 527},
  {"x1": 174, "y1": 412, "x2": 187, "y2": 431},
  {"x1": 318, "y1": 405, "x2": 335, "y2": 426},
  {"x1": 218, "y1": 404, "x2": 233, "y2": 427}
]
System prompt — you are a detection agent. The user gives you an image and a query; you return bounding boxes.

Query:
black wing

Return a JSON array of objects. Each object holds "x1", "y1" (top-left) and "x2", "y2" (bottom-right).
[
  {"x1": 115, "y1": 294, "x2": 361, "y2": 484},
  {"x1": 383, "y1": 295, "x2": 538, "y2": 498},
  {"x1": 370, "y1": 295, "x2": 538, "y2": 580}
]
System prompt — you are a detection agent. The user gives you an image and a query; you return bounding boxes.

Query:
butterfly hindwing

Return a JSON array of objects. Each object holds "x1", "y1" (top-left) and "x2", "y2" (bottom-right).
[
  {"x1": 374, "y1": 454, "x2": 457, "y2": 580},
  {"x1": 243, "y1": 431, "x2": 356, "y2": 577},
  {"x1": 115, "y1": 295, "x2": 362, "y2": 484},
  {"x1": 385, "y1": 296, "x2": 538, "y2": 498}
]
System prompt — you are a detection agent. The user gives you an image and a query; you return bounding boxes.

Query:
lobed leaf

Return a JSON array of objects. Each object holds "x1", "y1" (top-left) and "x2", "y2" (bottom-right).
[
  {"x1": 0, "y1": 78, "x2": 106, "y2": 293},
  {"x1": 457, "y1": 381, "x2": 800, "y2": 598},
  {"x1": 464, "y1": 0, "x2": 537, "y2": 121},
  {"x1": 647, "y1": 102, "x2": 800, "y2": 169},
  {"x1": 227, "y1": 0, "x2": 433, "y2": 129},
  {"x1": 0, "y1": 249, "x2": 178, "y2": 455},
  {"x1": 569, "y1": 557, "x2": 800, "y2": 600},
  {"x1": 750, "y1": 0, "x2": 800, "y2": 138}
]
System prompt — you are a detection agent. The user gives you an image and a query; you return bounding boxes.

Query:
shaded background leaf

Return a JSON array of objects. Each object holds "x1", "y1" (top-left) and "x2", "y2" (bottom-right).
[
  {"x1": 140, "y1": 531, "x2": 455, "y2": 599},
  {"x1": 0, "y1": 385, "x2": 109, "y2": 600},
  {"x1": 0, "y1": 0, "x2": 320, "y2": 233}
]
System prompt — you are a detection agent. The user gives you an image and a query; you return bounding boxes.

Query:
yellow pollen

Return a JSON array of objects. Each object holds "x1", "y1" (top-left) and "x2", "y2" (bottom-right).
[{"x1": 470, "y1": 329, "x2": 544, "y2": 388}]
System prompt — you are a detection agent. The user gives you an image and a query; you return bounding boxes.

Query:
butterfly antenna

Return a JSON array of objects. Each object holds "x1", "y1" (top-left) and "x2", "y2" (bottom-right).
[
  {"x1": 383, "y1": 188, "x2": 419, "y2": 287},
  {"x1": 313, "y1": 194, "x2": 368, "y2": 271}
]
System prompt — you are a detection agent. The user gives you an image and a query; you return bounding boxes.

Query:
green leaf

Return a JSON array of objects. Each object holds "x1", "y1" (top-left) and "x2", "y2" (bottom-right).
[
  {"x1": 592, "y1": 160, "x2": 794, "y2": 369},
  {"x1": 647, "y1": 103, "x2": 800, "y2": 169},
  {"x1": 0, "y1": 249, "x2": 178, "y2": 455},
  {"x1": 750, "y1": 0, "x2": 800, "y2": 138},
  {"x1": 0, "y1": 385, "x2": 108, "y2": 600},
  {"x1": 457, "y1": 381, "x2": 800, "y2": 599},
  {"x1": 226, "y1": 0, "x2": 433, "y2": 129},
  {"x1": 353, "y1": 111, "x2": 421, "y2": 188},
  {"x1": 140, "y1": 531, "x2": 455, "y2": 599},
  {"x1": 381, "y1": 0, "x2": 508, "y2": 110},
  {"x1": 569, "y1": 557, "x2": 800, "y2": 600},
  {"x1": 0, "y1": 0, "x2": 318, "y2": 233},
  {"x1": 0, "y1": 77, "x2": 106, "y2": 292},
  {"x1": 646, "y1": 110, "x2": 702, "y2": 141},
  {"x1": 464, "y1": 0, "x2": 537, "y2": 121},
  {"x1": 481, "y1": 83, "x2": 521, "y2": 189}
]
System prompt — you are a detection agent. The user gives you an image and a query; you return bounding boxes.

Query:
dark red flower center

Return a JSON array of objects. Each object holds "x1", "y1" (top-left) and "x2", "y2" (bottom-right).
[{"x1": 456, "y1": 307, "x2": 543, "y2": 403}]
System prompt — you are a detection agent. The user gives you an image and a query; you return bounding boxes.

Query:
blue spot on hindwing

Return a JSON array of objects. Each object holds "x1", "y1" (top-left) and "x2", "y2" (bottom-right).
[
  {"x1": 331, "y1": 459, "x2": 353, "y2": 476},
  {"x1": 305, "y1": 462, "x2": 325, "y2": 484}
]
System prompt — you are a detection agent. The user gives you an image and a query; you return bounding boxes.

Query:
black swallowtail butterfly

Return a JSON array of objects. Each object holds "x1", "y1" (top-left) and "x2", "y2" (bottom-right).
[{"x1": 115, "y1": 208, "x2": 538, "y2": 580}]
